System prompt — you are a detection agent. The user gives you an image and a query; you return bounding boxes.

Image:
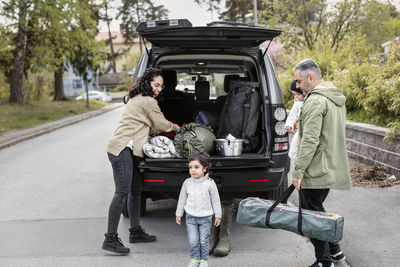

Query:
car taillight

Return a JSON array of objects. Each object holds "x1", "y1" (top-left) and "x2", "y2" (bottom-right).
[
  {"x1": 271, "y1": 104, "x2": 289, "y2": 152},
  {"x1": 248, "y1": 178, "x2": 270, "y2": 182},
  {"x1": 144, "y1": 179, "x2": 166, "y2": 183},
  {"x1": 273, "y1": 142, "x2": 288, "y2": 152}
]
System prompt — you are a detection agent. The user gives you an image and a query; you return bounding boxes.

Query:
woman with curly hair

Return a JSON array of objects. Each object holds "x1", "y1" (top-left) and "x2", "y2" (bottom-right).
[{"x1": 103, "y1": 68, "x2": 179, "y2": 254}]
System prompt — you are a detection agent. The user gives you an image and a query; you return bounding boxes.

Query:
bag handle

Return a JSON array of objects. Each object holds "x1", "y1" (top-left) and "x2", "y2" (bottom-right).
[{"x1": 265, "y1": 184, "x2": 305, "y2": 236}]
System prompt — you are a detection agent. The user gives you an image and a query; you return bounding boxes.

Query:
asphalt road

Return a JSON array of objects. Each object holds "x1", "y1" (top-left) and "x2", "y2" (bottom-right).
[{"x1": 0, "y1": 107, "x2": 399, "y2": 267}]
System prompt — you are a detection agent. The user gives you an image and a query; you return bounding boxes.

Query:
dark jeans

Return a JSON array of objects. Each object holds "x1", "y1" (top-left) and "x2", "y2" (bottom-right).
[
  {"x1": 106, "y1": 147, "x2": 142, "y2": 234},
  {"x1": 300, "y1": 189, "x2": 342, "y2": 264}
]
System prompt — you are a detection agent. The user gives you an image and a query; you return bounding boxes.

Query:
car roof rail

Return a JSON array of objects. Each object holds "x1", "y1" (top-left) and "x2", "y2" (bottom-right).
[
  {"x1": 206, "y1": 21, "x2": 260, "y2": 28},
  {"x1": 136, "y1": 19, "x2": 192, "y2": 33}
]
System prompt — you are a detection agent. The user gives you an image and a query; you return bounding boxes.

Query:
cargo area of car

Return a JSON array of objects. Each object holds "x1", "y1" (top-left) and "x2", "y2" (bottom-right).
[{"x1": 152, "y1": 54, "x2": 268, "y2": 159}]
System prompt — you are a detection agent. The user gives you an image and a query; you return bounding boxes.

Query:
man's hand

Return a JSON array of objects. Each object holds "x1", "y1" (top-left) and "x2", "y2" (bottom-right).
[
  {"x1": 292, "y1": 177, "x2": 301, "y2": 190},
  {"x1": 285, "y1": 126, "x2": 292, "y2": 133},
  {"x1": 214, "y1": 218, "x2": 221, "y2": 227},
  {"x1": 176, "y1": 216, "x2": 181, "y2": 225}
]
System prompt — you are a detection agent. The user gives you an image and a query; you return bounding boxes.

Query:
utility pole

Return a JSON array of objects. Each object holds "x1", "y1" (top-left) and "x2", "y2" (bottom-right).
[{"x1": 253, "y1": 0, "x2": 258, "y2": 25}]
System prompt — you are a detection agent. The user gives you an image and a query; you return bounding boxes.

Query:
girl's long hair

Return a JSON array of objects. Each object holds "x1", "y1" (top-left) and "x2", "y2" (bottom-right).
[{"x1": 129, "y1": 68, "x2": 163, "y2": 98}]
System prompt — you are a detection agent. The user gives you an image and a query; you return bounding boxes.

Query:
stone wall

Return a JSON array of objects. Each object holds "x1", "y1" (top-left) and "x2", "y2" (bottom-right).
[{"x1": 346, "y1": 121, "x2": 400, "y2": 178}]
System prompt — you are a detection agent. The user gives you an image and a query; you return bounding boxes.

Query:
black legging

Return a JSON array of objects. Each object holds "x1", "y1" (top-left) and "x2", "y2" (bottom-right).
[{"x1": 106, "y1": 147, "x2": 141, "y2": 234}]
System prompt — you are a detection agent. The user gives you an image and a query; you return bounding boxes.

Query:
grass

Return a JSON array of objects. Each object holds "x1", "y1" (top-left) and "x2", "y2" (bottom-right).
[{"x1": 0, "y1": 98, "x2": 109, "y2": 135}]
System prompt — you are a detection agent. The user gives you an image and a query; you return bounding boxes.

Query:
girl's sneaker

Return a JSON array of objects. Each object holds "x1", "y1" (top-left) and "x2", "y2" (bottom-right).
[
  {"x1": 187, "y1": 258, "x2": 199, "y2": 267},
  {"x1": 199, "y1": 259, "x2": 208, "y2": 267}
]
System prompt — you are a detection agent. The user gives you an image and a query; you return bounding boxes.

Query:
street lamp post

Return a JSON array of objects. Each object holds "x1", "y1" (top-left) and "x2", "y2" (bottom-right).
[{"x1": 253, "y1": 0, "x2": 258, "y2": 25}]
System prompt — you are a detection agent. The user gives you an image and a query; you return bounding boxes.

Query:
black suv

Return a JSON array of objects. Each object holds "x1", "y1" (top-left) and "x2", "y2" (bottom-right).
[{"x1": 127, "y1": 19, "x2": 289, "y2": 214}]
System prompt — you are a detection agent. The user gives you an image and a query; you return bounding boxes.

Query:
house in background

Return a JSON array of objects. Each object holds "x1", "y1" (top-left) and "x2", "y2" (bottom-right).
[
  {"x1": 381, "y1": 36, "x2": 400, "y2": 55},
  {"x1": 63, "y1": 65, "x2": 94, "y2": 97},
  {"x1": 98, "y1": 72, "x2": 126, "y2": 92}
]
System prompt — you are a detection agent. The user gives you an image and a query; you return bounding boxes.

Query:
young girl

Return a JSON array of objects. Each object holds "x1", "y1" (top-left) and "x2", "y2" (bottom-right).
[
  {"x1": 284, "y1": 80, "x2": 305, "y2": 159},
  {"x1": 176, "y1": 152, "x2": 222, "y2": 267},
  {"x1": 103, "y1": 68, "x2": 179, "y2": 254}
]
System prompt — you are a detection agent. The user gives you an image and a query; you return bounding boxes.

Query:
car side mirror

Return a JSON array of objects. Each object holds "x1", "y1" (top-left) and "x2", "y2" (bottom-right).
[{"x1": 123, "y1": 94, "x2": 129, "y2": 104}]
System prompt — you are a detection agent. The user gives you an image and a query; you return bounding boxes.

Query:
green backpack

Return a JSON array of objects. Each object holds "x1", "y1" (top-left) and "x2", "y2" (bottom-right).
[{"x1": 174, "y1": 123, "x2": 216, "y2": 158}]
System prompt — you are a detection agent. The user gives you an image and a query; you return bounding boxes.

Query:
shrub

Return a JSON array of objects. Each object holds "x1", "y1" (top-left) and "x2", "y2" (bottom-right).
[
  {"x1": 113, "y1": 83, "x2": 130, "y2": 92},
  {"x1": 275, "y1": 33, "x2": 400, "y2": 139}
]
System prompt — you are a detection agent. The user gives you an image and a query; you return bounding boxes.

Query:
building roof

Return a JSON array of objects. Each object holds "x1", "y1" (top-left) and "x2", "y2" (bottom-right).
[
  {"x1": 98, "y1": 73, "x2": 126, "y2": 85},
  {"x1": 381, "y1": 36, "x2": 400, "y2": 48}
]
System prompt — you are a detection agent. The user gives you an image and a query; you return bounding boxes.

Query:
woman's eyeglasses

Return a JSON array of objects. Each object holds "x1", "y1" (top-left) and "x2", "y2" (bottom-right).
[{"x1": 153, "y1": 83, "x2": 165, "y2": 90}]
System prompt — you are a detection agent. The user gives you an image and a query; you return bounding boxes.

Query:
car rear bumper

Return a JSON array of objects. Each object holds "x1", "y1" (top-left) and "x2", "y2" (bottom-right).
[{"x1": 140, "y1": 167, "x2": 285, "y2": 193}]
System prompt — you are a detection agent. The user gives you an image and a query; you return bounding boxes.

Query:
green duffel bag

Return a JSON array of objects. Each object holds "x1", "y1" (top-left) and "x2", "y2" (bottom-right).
[
  {"x1": 174, "y1": 123, "x2": 216, "y2": 158},
  {"x1": 236, "y1": 185, "x2": 344, "y2": 243}
]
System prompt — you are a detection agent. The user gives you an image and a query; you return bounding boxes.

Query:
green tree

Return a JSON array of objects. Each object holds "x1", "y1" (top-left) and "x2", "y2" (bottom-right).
[
  {"x1": 1, "y1": 0, "x2": 38, "y2": 102},
  {"x1": 195, "y1": 0, "x2": 221, "y2": 21},
  {"x1": 118, "y1": 0, "x2": 168, "y2": 53},
  {"x1": 358, "y1": 0, "x2": 400, "y2": 48},
  {"x1": 69, "y1": 1, "x2": 106, "y2": 107},
  {"x1": 327, "y1": 0, "x2": 362, "y2": 51},
  {"x1": 260, "y1": 0, "x2": 362, "y2": 51},
  {"x1": 32, "y1": 0, "x2": 105, "y2": 101},
  {"x1": 1, "y1": 0, "x2": 106, "y2": 102},
  {"x1": 219, "y1": 0, "x2": 263, "y2": 23},
  {"x1": 0, "y1": 24, "x2": 14, "y2": 82}
]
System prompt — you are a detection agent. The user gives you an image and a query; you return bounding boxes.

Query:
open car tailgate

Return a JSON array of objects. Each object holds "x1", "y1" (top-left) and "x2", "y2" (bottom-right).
[{"x1": 136, "y1": 20, "x2": 281, "y2": 49}]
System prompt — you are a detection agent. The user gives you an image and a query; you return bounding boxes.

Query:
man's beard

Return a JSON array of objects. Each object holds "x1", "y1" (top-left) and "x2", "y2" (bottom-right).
[{"x1": 303, "y1": 79, "x2": 313, "y2": 93}]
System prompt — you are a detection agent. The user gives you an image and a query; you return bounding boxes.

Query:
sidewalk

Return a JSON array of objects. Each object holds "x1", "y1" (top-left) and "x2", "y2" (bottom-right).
[{"x1": 0, "y1": 103, "x2": 123, "y2": 150}]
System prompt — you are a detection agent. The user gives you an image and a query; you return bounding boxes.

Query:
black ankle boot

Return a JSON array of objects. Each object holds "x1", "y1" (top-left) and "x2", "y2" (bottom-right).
[
  {"x1": 102, "y1": 233, "x2": 130, "y2": 254},
  {"x1": 129, "y1": 226, "x2": 156, "y2": 243}
]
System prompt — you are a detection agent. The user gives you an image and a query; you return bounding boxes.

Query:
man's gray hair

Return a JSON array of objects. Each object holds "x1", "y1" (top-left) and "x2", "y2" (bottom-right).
[{"x1": 294, "y1": 58, "x2": 322, "y2": 79}]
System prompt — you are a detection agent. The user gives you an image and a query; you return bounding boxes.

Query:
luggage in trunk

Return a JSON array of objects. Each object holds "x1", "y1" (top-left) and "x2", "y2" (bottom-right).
[
  {"x1": 174, "y1": 123, "x2": 216, "y2": 158},
  {"x1": 236, "y1": 185, "x2": 344, "y2": 243},
  {"x1": 216, "y1": 81, "x2": 261, "y2": 152}
]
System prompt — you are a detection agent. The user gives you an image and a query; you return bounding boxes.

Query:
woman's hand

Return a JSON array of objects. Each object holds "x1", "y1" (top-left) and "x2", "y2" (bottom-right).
[
  {"x1": 285, "y1": 126, "x2": 292, "y2": 133},
  {"x1": 172, "y1": 123, "x2": 181, "y2": 132},
  {"x1": 294, "y1": 121, "x2": 299, "y2": 132},
  {"x1": 176, "y1": 216, "x2": 181, "y2": 225},
  {"x1": 214, "y1": 218, "x2": 221, "y2": 227}
]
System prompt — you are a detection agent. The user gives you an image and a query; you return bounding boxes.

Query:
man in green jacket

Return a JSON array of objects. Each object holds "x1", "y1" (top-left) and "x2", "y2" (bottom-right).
[{"x1": 292, "y1": 59, "x2": 351, "y2": 267}]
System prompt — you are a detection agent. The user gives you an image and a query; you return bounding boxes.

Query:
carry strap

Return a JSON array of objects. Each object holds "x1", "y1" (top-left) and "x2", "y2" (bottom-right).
[{"x1": 265, "y1": 184, "x2": 305, "y2": 236}]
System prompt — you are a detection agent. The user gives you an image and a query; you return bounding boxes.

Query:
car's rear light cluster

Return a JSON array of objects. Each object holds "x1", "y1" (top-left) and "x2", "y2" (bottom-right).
[
  {"x1": 273, "y1": 142, "x2": 288, "y2": 152},
  {"x1": 272, "y1": 104, "x2": 289, "y2": 152},
  {"x1": 248, "y1": 178, "x2": 270, "y2": 182}
]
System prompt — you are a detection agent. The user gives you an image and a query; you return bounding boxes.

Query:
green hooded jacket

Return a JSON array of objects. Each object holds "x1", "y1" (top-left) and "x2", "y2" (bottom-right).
[{"x1": 293, "y1": 81, "x2": 351, "y2": 190}]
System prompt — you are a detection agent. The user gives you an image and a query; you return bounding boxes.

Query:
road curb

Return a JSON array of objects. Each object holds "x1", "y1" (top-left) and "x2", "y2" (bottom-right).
[{"x1": 0, "y1": 103, "x2": 123, "y2": 150}]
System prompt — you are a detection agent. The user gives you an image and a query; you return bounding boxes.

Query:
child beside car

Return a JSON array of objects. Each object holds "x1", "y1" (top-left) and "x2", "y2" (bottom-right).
[
  {"x1": 284, "y1": 80, "x2": 305, "y2": 160},
  {"x1": 176, "y1": 152, "x2": 222, "y2": 267}
]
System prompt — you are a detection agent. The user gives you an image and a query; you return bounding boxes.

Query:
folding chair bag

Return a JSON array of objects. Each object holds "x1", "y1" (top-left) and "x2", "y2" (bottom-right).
[{"x1": 236, "y1": 185, "x2": 344, "y2": 243}]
